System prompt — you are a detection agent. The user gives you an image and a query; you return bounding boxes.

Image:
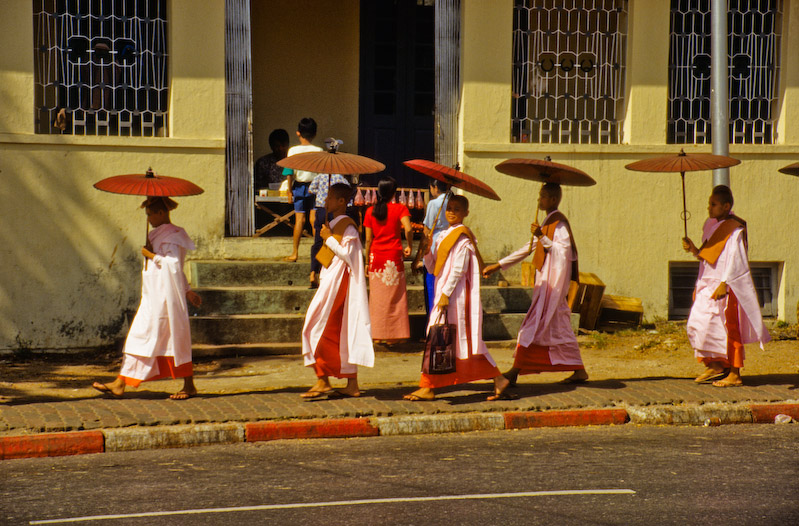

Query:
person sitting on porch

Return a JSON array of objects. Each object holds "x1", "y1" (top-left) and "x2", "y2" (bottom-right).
[{"x1": 254, "y1": 128, "x2": 290, "y2": 190}]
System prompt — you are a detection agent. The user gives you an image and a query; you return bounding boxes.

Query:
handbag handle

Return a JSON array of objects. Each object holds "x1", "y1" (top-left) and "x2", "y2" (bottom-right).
[{"x1": 433, "y1": 304, "x2": 448, "y2": 325}]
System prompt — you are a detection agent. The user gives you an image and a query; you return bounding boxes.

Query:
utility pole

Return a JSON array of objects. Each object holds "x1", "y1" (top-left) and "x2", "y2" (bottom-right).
[{"x1": 711, "y1": 0, "x2": 730, "y2": 187}]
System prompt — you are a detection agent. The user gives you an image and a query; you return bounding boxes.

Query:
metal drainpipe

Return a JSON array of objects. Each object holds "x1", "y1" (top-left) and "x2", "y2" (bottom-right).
[{"x1": 711, "y1": 0, "x2": 730, "y2": 187}]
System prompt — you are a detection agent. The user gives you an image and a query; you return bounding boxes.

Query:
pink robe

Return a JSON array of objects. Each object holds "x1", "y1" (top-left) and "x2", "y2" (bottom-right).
[
  {"x1": 499, "y1": 210, "x2": 583, "y2": 368},
  {"x1": 424, "y1": 225, "x2": 493, "y2": 362},
  {"x1": 420, "y1": 224, "x2": 500, "y2": 388},
  {"x1": 686, "y1": 217, "x2": 770, "y2": 362},
  {"x1": 302, "y1": 215, "x2": 374, "y2": 372},
  {"x1": 120, "y1": 223, "x2": 195, "y2": 382}
]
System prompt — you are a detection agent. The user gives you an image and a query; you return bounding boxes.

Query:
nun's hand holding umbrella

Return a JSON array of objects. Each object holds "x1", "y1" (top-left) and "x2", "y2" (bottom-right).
[
  {"x1": 93, "y1": 167, "x2": 204, "y2": 269},
  {"x1": 624, "y1": 149, "x2": 740, "y2": 239}
]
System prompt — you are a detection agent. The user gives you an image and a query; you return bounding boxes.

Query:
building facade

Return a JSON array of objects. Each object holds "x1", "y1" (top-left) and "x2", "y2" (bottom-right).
[{"x1": 1, "y1": 0, "x2": 797, "y2": 351}]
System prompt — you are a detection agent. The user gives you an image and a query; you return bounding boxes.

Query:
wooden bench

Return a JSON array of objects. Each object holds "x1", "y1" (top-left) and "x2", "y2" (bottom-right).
[{"x1": 597, "y1": 294, "x2": 644, "y2": 330}]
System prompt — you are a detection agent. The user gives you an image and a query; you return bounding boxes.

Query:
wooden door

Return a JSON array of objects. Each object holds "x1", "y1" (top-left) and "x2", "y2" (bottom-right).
[{"x1": 358, "y1": 0, "x2": 435, "y2": 188}]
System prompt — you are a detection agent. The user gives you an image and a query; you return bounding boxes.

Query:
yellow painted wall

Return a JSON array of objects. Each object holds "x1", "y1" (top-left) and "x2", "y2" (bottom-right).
[
  {"x1": 0, "y1": 0, "x2": 227, "y2": 350},
  {"x1": 460, "y1": 0, "x2": 799, "y2": 323},
  {"x1": 250, "y1": 0, "x2": 360, "y2": 160}
]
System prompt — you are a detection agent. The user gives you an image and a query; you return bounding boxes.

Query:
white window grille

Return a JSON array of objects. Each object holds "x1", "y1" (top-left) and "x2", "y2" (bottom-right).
[
  {"x1": 668, "y1": 0, "x2": 782, "y2": 144},
  {"x1": 511, "y1": 0, "x2": 629, "y2": 144},
  {"x1": 33, "y1": 0, "x2": 169, "y2": 137},
  {"x1": 669, "y1": 261, "x2": 779, "y2": 319}
]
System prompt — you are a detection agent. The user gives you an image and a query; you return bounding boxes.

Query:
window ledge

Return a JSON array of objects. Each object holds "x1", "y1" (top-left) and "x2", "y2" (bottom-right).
[
  {"x1": 0, "y1": 133, "x2": 225, "y2": 150},
  {"x1": 464, "y1": 142, "x2": 799, "y2": 155}
]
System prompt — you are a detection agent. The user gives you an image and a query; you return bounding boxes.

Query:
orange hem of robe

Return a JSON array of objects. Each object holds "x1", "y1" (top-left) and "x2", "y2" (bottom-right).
[
  {"x1": 419, "y1": 354, "x2": 500, "y2": 389},
  {"x1": 514, "y1": 343, "x2": 585, "y2": 375},
  {"x1": 311, "y1": 270, "x2": 357, "y2": 380},
  {"x1": 119, "y1": 356, "x2": 193, "y2": 388},
  {"x1": 698, "y1": 290, "x2": 745, "y2": 369}
]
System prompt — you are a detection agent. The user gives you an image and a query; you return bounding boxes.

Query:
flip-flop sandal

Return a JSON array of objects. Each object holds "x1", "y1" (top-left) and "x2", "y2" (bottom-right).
[
  {"x1": 696, "y1": 368, "x2": 730, "y2": 384},
  {"x1": 169, "y1": 391, "x2": 196, "y2": 400},
  {"x1": 300, "y1": 390, "x2": 332, "y2": 399},
  {"x1": 92, "y1": 382, "x2": 123, "y2": 399},
  {"x1": 403, "y1": 394, "x2": 435, "y2": 402},
  {"x1": 326, "y1": 390, "x2": 360, "y2": 399},
  {"x1": 558, "y1": 377, "x2": 588, "y2": 385},
  {"x1": 712, "y1": 379, "x2": 743, "y2": 388},
  {"x1": 487, "y1": 391, "x2": 519, "y2": 401}
]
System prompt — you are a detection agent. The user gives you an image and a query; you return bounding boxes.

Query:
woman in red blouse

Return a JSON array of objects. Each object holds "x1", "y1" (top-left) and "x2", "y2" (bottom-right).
[{"x1": 363, "y1": 177, "x2": 414, "y2": 342}]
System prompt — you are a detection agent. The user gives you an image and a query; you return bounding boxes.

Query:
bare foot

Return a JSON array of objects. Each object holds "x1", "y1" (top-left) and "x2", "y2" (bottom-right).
[
  {"x1": 169, "y1": 389, "x2": 197, "y2": 400},
  {"x1": 713, "y1": 370, "x2": 743, "y2": 387},
  {"x1": 558, "y1": 370, "x2": 589, "y2": 384},
  {"x1": 487, "y1": 374, "x2": 516, "y2": 401},
  {"x1": 301, "y1": 379, "x2": 333, "y2": 398},
  {"x1": 503, "y1": 368, "x2": 520, "y2": 387},
  {"x1": 695, "y1": 365, "x2": 726, "y2": 383},
  {"x1": 283, "y1": 254, "x2": 298, "y2": 262},
  {"x1": 404, "y1": 388, "x2": 435, "y2": 401},
  {"x1": 92, "y1": 381, "x2": 124, "y2": 398}
]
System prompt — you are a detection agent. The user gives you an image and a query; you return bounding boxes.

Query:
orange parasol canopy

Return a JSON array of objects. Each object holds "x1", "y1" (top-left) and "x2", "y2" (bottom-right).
[
  {"x1": 277, "y1": 138, "x2": 385, "y2": 175},
  {"x1": 403, "y1": 159, "x2": 501, "y2": 201},
  {"x1": 93, "y1": 168, "x2": 204, "y2": 197},
  {"x1": 495, "y1": 157, "x2": 596, "y2": 186},
  {"x1": 625, "y1": 149, "x2": 741, "y2": 237}
]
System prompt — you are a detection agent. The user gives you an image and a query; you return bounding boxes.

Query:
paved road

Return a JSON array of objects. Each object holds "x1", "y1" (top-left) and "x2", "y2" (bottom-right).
[{"x1": 2, "y1": 425, "x2": 798, "y2": 525}]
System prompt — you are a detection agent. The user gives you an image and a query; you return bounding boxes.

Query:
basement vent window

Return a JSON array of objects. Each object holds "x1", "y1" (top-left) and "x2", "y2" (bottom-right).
[
  {"x1": 668, "y1": 261, "x2": 779, "y2": 319},
  {"x1": 511, "y1": 0, "x2": 629, "y2": 144},
  {"x1": 667, "y1": 0, "x2": 783, "y2": 144},
  {"x1": 33, "y1": 0, "x2": 169, "y2": 137}
]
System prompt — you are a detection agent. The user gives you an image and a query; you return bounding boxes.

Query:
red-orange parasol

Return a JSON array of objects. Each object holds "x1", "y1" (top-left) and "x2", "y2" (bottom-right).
[
  {"x1": 494, "y1": 156, "x2": 594, "y2": 249},
  {"x1": 277, "y1": 138, "x2": 385, "y2": 175},
  {"x1": 402, "y1": 159, "x2": 501, "y2": 201},
  {"x1": 625, "y1": 149, "x2": 740, "y2": 237},
  {"x1": 778, "y1": 162, "x2": 799, "y2": 177},
  {"x1": 94, "y1": 168, "x2": 204, "y2": 268}
]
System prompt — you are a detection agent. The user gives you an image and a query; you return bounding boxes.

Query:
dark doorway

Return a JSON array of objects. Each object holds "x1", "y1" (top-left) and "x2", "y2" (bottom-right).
[{"x1": 358, "y1": 0, "x2": 435, "y2": 188}]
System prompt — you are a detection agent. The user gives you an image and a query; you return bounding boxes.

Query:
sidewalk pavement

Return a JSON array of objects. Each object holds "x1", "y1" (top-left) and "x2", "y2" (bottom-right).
[{"x1": 2, "y1": 341, "x2": 799, "y2": 460}]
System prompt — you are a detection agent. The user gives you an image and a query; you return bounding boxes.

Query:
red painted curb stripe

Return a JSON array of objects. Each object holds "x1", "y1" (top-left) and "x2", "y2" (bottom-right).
[
  {"x1": 246, "y1": 418, "x2": 380, "y2": 442},
  {"x1": 0, "y1": 431, "x2": 105, "y2": 460},
  {"x1": 749, "y1": 403, "x2": 799, "y2": 423},
  {"x1": 504, "y1": 409, "x2": 629, "y2": 429}
]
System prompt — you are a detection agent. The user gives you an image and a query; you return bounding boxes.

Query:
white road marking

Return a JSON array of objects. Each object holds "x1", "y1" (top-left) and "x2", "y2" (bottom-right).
[{"x1": 30, "y1": 489, "x2": 636, "y2": 524}]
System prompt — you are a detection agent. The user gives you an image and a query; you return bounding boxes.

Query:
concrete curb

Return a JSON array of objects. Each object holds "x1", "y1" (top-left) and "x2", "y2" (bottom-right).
[{"x1": 2, "y1": 402, "x2": 797, "y2": 460}]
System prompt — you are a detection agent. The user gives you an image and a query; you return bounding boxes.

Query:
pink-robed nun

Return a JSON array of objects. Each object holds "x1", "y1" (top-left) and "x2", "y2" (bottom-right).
[
  {"x1": 93, "y1": 197, "x2": 201, "y2": 400},
  {"x1": 404, "y1": 195, "x2": 510, "y2": 402},
  {"x1": 683, "y1": 185, "x2": 770, "y2": 387},
  {"x1": 483, "y1": 183, "x2": 587, "y2": 385},
  {"x1": 300, "y1": 184, "x2": 374, "y2": 399}
]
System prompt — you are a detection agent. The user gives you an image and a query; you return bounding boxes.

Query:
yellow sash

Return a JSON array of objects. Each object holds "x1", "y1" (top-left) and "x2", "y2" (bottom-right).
[
  {"x1": 433, "y1": 225, "x2": 485, "y2": 276},
  {"x1": 315, "y1": 217, "x2": 358, "y2": 268},
  {"x1": 697, "y1": 216, "x2": 747, "y2": 266},
  {"x1": 531, "y1": 211, "x2": 579, "y2": 282}
]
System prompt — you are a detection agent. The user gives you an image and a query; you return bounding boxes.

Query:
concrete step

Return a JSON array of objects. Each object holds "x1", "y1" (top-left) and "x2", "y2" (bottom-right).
[
  {"x1": 191, "y1": 285, "x2": 534, "y2": 316},
  {"x1": 189, "y1": 259, "x2": 508, "y2": 288},
  {"x1": 190, "y1": 312, "x2": 527, "y2": 345}
]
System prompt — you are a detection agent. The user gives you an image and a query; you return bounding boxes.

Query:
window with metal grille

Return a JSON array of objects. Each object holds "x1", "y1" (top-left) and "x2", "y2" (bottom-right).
[
  {"x1": 33, "y1": 0, "x2": 169, "y2": 137},
  {"x1": 668, "y1": 261, "x2": 779, "y2": 319},
  {"x1": 667, "y1": 0, "x2": 782, "y2": 144},
  {"x1": 511, "y1": 0, "x2": 629, "y2": 144}
]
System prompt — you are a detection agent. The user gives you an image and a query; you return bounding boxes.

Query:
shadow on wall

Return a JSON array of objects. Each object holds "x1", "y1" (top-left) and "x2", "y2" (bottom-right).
[{"x1": 0, "y1": 147, "x2": 146, "y2": 352}]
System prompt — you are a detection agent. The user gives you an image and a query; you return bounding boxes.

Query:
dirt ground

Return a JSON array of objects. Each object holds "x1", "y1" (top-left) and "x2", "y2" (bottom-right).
[{"x1": 1, "y1": 321, "x2": 796, "y2": 404}]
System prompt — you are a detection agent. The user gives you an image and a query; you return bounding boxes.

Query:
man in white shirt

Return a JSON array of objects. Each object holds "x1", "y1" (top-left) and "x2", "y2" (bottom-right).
[{"x1": 283, "y1": 117, "x2": 322, "y2": 262}]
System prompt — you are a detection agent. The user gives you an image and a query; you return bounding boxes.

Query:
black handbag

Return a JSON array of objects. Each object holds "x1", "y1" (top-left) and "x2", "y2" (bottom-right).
[{"x1": 422, "y1": 310, "x2": 457, "y2": 375}]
